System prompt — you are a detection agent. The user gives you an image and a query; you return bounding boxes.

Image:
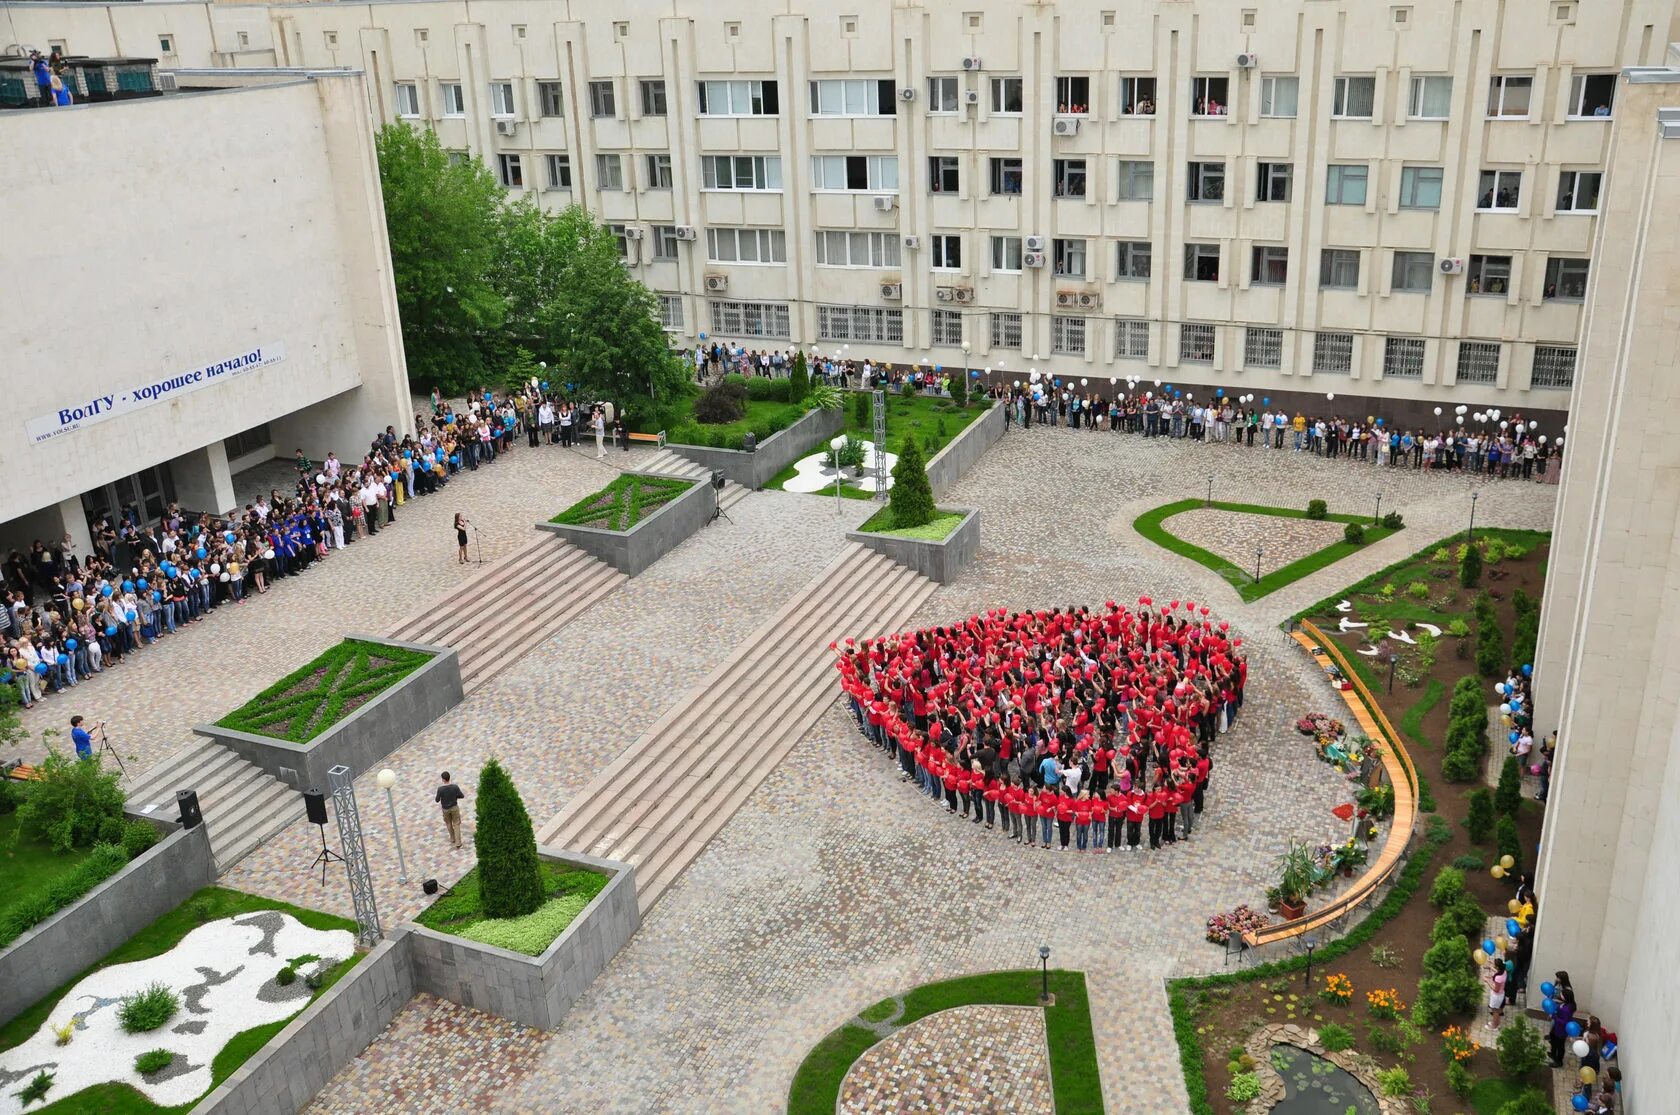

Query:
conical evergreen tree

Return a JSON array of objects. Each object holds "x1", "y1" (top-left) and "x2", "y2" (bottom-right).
[
  {"x1": 474, "y1": 758, "x2": 544, "y2": 918},
  {"x1": 889, "y1": 436, "x2": 936, "y2": 529},
  {"x1": 787, "y1": 350, "x2": 809, "y2": 404}
]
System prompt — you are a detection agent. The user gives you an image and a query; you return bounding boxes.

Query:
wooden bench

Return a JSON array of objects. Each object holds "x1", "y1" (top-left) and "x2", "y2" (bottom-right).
[
  {"x1": 2, "y1": 760, "x2": 42, "y2": 781},
  {"x1": 626, "y1": 430, "x2": 666, "y2": 446}
]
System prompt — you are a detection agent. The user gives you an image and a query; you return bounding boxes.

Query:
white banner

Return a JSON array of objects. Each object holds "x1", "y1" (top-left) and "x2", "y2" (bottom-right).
[{"x1": 26, "y1": 343, "x2": 287, "y2": 445}]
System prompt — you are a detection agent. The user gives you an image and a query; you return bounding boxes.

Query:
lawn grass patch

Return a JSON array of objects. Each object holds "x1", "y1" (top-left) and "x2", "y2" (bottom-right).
[
  {"x1": 215, "y1": 639, "x2": 433, "y2": 743},
  {"x1": 549, "y1": 473, "x2": 693, "y2": 531},
  {"x1": 1134, "y1": 499, "x2": 1401, "y2": 602},
  {"x1": 0, "y1": 811, "x2": 96, "y2": 937},
  {"x1": 766, "y1": 393, "x2": 989, "y2": 495},
  {"x1": 1467, "y1": 1076, "x2": 1528, "y2": 1114},
  {"x1": 664, "y1": 397, "x2": 810, "y2": 451},
  {"x1": 415, "y1": 862, "x2": 607, "y2": 956},
  {"x1": 855, "y1": 508, "x2": 966, "y2": 541},
  {"x1": 1400, "y1": 679, "x2": 1446, "y2": 750}
]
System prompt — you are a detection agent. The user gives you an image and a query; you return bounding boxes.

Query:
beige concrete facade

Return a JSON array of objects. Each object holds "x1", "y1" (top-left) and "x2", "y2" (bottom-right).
[
  {"x1": 9, "y1": 0, "x2": 1678, "y2": 412},
  {"x1": 1531, "y1": 57, "x2": 1680, "y2": 1115}
]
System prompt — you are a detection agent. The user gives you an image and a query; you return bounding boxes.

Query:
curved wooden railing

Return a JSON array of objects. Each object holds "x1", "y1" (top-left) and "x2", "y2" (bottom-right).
[{"x1": 1244, "y1": 619, "x2": 1421, "y2": 949}]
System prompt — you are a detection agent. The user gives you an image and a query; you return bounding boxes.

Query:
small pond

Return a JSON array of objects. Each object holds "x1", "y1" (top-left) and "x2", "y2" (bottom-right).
[{"x1": 1267, "y1": 1044, "x2": 1381, "y2": 1115}]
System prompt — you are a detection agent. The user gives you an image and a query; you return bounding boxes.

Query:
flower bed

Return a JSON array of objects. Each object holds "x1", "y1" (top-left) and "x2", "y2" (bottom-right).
[
  {"x1": 549, "y1": 474, "x2": 694, "y2": 532},
  {"x1": 215, "y1": 639, "x2": 434, "y2": 744},
  {"x1": 1206, "y1": 905, "x2": 1270, "y2": 945}
]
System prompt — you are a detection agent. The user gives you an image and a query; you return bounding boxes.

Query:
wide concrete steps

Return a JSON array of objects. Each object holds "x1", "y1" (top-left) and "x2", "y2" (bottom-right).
[
  {"x1": 384, "y1": 533, "x2": 626, "y2": 694},
  {"x1": 638, "y1": 449, "x2": 751, "y2": 511},
  {"x1": 537, "y1": 542, "x2": 936, "y2": 915},
  {"x1": 125, "y1": 738, "x2": 304, "y2": 873}
]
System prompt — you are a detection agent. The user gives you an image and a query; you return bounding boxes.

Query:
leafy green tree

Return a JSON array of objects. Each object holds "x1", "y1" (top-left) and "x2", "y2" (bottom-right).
[
  {"x1": 1466, "y1": 788, "x2": 1495, "y2": 843},
  {"x1": 473, "y1": 758, "x2": 544, "y2": 919},
  {"x1": 1495, "y1": 1019, "x2": 1549, "y2": 1082},
  {"x1": 15, "y1": 749, "x2": 126, "y2": 853},
  {"x1": 1495, "y1": 755, "x2": 1523, "y2": 818},
  {"x1": 787, "y1": 350, "x2": 809, "y2": 405},
  {"x1": 888, "y1": 436, "x2": 936, "y2": 529}
]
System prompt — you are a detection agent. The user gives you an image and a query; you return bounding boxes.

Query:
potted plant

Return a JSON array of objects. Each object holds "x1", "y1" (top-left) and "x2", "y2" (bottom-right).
[
  {"x1": 1332, "y1": 839, "x2": 1368, "y2": 877},
  {"x1": 1265, "y1": 886, "x2": 1282, "y2": 913},
  {"x1": 1274, "y1": 839, "x2": 1317, "y2": 920}
]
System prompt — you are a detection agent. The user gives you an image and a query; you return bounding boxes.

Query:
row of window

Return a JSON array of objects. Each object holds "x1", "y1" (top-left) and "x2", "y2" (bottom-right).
[{"x1": 396, "y1": 72, "x2": 1618, "y2": 124}]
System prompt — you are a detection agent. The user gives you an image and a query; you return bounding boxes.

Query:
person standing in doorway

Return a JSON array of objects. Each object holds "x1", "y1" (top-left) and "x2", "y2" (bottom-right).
[{"x1": 436, "y1": 771, "x2": 466, "y2": 849}]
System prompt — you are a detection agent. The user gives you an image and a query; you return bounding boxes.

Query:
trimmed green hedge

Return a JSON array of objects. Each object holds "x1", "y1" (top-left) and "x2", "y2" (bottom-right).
[
  {"x1": 217, "y1": 639, "x2": 433, "y2": 743},
  {"x1": 0, "y1": 842, "x2": 128, "y2": 949},
  {"x1": 551, "y1": 473, "x2": 694, "y2": 531}
]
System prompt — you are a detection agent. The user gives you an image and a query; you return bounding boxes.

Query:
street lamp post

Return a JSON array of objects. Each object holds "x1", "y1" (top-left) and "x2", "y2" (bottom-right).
[
  {"x1": 1468, "y1": 491, "x2": 1479, "y2": 544},
  {"x1": 1206, "y1": 476, "x2": 1214, "y2": 508},
  {"x1": 1303, "y1": 933, "x2": 1319, "y2": 992},
  {"x1": 375, "y1": 768, "x2": 408, "y2": 884},
  {"x1": 1038, "y1": 945, "x2": 1052, "y2": 1005},
  {"x1": 1254, "y1": 545, "x2": 1264, "y2": 585},
  {"x1": 1373, "y1": 492, "x2": 1383, "y2": 526},
  {"x1": 830, "y1": 434, "x2": 847, "y2": 515},
  {"x1": 1387, "y1": 651, "x2": 1398, "y2": 694}
]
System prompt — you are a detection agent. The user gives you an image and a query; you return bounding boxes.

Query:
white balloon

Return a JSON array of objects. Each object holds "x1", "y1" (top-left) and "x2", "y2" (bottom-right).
[
  {"x1": 1326, "y1": 392, "x2": 1335, "y2": 401},
  {"x1": 1013, "y1": 381, "x2": 1021, "y2": 388},
  {"x1": 264, "y1": 550, "x2": 276, "y2": 560},
  {"x1": 1434, "y1": 407, "x2": 1442, "y2": 415},
  {"x1": 1500, "y1": 421, "x2": 1508, "y2": 429},
  {"x1": 219, "y1": 572, "x2": 230, "y2": 582},
  {"x1": 210, "y1": 563, "x2": 221, "y2": 575},
  {"x1": 1538, "y1": 435, "x2": 1547, "y2": 443},
  {"x1": 1573, "y1": 1039, "x2": 1591, "y2": 1059}
]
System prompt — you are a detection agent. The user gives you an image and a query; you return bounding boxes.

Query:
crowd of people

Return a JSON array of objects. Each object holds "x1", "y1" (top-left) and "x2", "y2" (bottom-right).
[{"x1": 835, "y1": 599, "x2": 1247, "y2": 853}]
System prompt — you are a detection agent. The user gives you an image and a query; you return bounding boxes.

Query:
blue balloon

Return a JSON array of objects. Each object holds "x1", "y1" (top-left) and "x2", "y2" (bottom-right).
[
  {"x1": 698, "y1": 332, "x2": 707, "y2": 340},
  {"x1": 137, "y1": 579, "x2": 148, "y2": 591},
  {"x1": 195, "y1": 548, "x2": 207, "y2": 560},
  {"x1": 1540, "y1": 981, "x2": 1556, "y2": 997},
  {"x1": 105, "y1": 625, "x2": 118, "y2": 637},
  {"x1": 1263, "y1": 397, "x2": 1271, "y2": 405},
  {"x1": 541, "y1": 381, "x2": 549, "y2": 390},
  {"x1": 1510, "y1": 698, "x2": 1522, "y2": 710},
  {"x1": 122, "y1": 580, "x2": 134, "y2": 593},
  {"x1": 971, "y1": 369, "x2": 980, "y2": 377},
  {"x1": 55, "y1": 654, "x2": 67, "y2": 666},
  {"x1": 933, "y1": 365, "x2": 941, "y2": 373},
  {"x1": 65, "y1": 639, "x2": 76, "y2": 650},
  {"x1": 151, "y1": 591, "x2": 162, "y2": 603},
  {"x1": 0, "y1": 673, "x2": 10, "y2": 685},
  {"x1": 34, "y1": 663, "x2": 48, "y2": 676},
  {"x1": 1507, "y1": 919, "x2": 1521, "y2": 936},
  {"x1": 1216, "y1": 388, "x2": 1224, "y2": 396},
  {"x1": 1483, "y1": 938, "x2": 1497, "y2": 956},
  {"x1": 100, "y1": 585, "x2": 113, "y2": 598},
  {"x1": 1375, "y1": 418, "x2": 1384, "y2": 425},
  {"x1": 1522, "y1": 663, "x2": 1533, "y2": 676},
  {"x1": 125, "y1": 609, "x2": 137, "y2": 622},
  {"x1": 450, "y1": 455, "x2": 461, "y2": 467},
  {"x1": 1566, "y1": 1020, "x2": 1583, "y2": 1037},
  {"x1": 402, "y1": 449, "x2": 411, "y2": 459},
  {"x1": 1510, "y1": 731, "x2": 1520, "y2": 743},
  {"x1": 1573, "y1": 1095, "x2": 1588, "y2": 1112}
]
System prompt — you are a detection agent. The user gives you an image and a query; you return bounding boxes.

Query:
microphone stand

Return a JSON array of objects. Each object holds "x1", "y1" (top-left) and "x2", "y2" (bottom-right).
[{"x1": 472, "y1": 524, "x2": 484, "y2": 565}]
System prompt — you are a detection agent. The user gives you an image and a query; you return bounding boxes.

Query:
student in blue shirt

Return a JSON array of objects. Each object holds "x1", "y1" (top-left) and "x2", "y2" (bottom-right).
[{"x1": 71, "y1": 715, "x2": 93, "y2": 760}]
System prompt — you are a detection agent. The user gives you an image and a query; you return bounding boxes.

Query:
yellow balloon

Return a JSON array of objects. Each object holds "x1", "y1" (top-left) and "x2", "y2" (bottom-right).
[
  {"x1": 1495, "y1": 935, "x2": 1509, "y2": 953},
  {"x1": 1508, "y1": 899, "x2": 1521, "y2": 914},
  {"x1": 1473, "y1": 949, "x2": 1489, "y2": 965},
  {"x1": 72, "y1": 598, "x2": 85, "y2": 611},
  {"x1": 1491, "y1": 864, "x2": 1506, "y2": 879},
  {"x1": 1499, "y1": 854, "x2": 1515, "y2": 870},
  {"x1": 1580, "y1": 1067, "x2": 1597, "y2": 1085}
]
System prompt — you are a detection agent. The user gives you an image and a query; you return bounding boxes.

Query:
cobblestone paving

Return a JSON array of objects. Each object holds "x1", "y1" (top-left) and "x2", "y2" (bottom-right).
[
  {"x1": 838, "y1": 1005, "x2": 1053, "y2": 1115},
  {"x1": 1160, "y1": 507, "x2": 1350, "y2": 573}
]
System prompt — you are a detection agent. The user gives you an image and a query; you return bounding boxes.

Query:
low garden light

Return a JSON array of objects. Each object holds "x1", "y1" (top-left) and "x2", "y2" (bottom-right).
[{"x1": 1038, "y1": 945, "x2": 1052, "y2": 1005}]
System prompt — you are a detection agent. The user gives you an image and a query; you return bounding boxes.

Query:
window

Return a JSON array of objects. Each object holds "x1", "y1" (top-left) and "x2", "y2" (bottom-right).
[
  {"x1": 1052, "y1": 238, "x2": 1087, "y2": 279},
  {"x1": 223, "y1": 422, "x2": 272, "y2": 460},
  {"x1": 701, "y1": 155, "x2": 782, "y2": 191},
  {"x1": 1190, "y1": 76, "x2": 1229, "y2": 115},
  {"x1": 441, "y1": 83, "x2": 465, "y2": 117},
  {"x1": 596, "y1": 154, "x2": 624, "y2": 191},
  {"x1": 1408, "y1": 75, "x2": 1453, "y2": 119},
  {"x1": 1531, "y1": 346, "x2": 1576, "y2": 389},
  {"x1": 931, "y1": 235, "x2": 962, "y2": 270},
  {"x1": 1116, "y1": 160, "x2": 1154, "y2": 201},
  {"x1": 928, "y1": 76, "x2": 959, "y2": 113},
  {"x1": 589, "y1": 80, "x2": 617, "y2": 118},
  {"x1": 814, "y1": 231, "x2": 901, "y2": 268},
  {"x1": 1257, "y1": 162, "x2": 1292, "y2": 202},
  {"x1": 1251, "y1": 246, "x2": 1289, "y2": 285},
  {"x1": 1055, "y1": 76, "x2": 1090, "y2": 113},
  {"x1": 810, "y1": 155, "x2": 898, "y2": 192},
  {"x1": 497, "y1": 154, "x2": 524, "y2": 189},
  {"x1": 1181, "y1": 323, "x2": 1216, "y2": 363},
  {"x1": 1320, "y1": 249, "x2": 1360, "y2": 290},
  {"x1": 990, "y1": 77, "x2": 1023, "y2": 113},
  {"x1": 394, "y1": 82, "x2": 420, "y2": 117},
  {"x1": 538, "y1": 81, "x2": 563, "y2": 117},
  {"x1": 988, "y1": 158, "x2": 1024, "y2": 195},
  {"x1": 1312, "y1": 332, "x2": 1353, "y2": 374},
  {"x1": 1115, "y1": 241, "x2": 1152, "y2": 280},
  {"x1": 237, "y1": 31, "x2": 249, "y2": 49},
  {"x1": 706, "y1": 227, "x2": 788, "y2": 264},
  {"x1": 1383, "y1": 337, "x2": 1426, "y2": 379},
  {"x1": 1119, "y1": 76, "x2": 1157, "y2": 115},
  {"x1": 1115, "y1": 319, "x2": 1150, "y2": 359},
  {"x1": 1556, "y1": 170, "x2": 1602, "y2": 213},
  {"x1": 651, "y1": 226, "x2": 680, "y2": 261},
  {"x1": 1568, "y1": 73, "x2": 1615, "y2": 118},
  {"x1": 991, "y1": 236, "x2": 1023, "y2": 272},
  {"x1": 929, "y1": 156, "x2": 960, "y2": 193},
  {"x1": 931, "y1": 309, "x2": 965, "y2": 346},
  {"x1": 658, "y1": 294, "x2": 684, "y2": 330},
  {"x1": 1466, "y1": 254, "x2": 1512, "y2": 295},
  {"x1": 1051, "y1": 316, "x2": 1086, "y2": 356},
  {"x1": 646, "y1": 154, "x2": 673, "y2": 189},
  {"x1": 1544, "y1": 257, "x2": 1590, "y2": 300},
  {"x1": 490, "y1": 82, "x2": 515, "y2": 117},
  {"x1": 697, "y1": 80, "x2": 779, "y2": 116},
  {"x1": 640, "y1": 80, "x2": 667, "y2": 116},
  {"x1": 991, "y1": 312, "x2": 1023, "y2": 349},
  {"x1": 1391, "y1": 251, "x2": 1433, "y2": 292},
  {"x1": 710, "y1": 300, "x2": 791, "y2": 338},
  {"x1": 545, "y1": 154, "x2": 572, "y2": 190},
  {"x1": 1188, "y1": 160, "x2": 1226, "y2": 202},
  {"x1": 1244, "y1": 327, "x2": 1282, "y2": 368},
  {"x1": 1185, "y1": 243, "x2": 1221, "y2": 282},
  {"x1": 1260, "y1": 76, "x2": 1298, "y2": 118},
  {"x1": 1053, "y1": 159, "x2": 1088, "y2": 199},
  {"x1": 1332, "y1": 76, "x2": 1375, "y2": 119},
  {"x1": 808, "y1": 78, "x2": 898, "y2": 116},
  {"x1": 816, "y1": 305, "x2": 904, "y2": 343},
  {"x1": 159, "y1": 35, "x2": 174, "y2": 54},
  {"x1": 1399, "y1": 165, "x2": 1444, "y2": 209},
  {"x1": 1487, "y1": 75, "x2": 1532, "y2": 118},
  {"x1": 1456, "y1": 341, "x2": 1500, "y2": 384},
  {"x1": 1477, "y1": 169, "x2": 1522, "y2": 211},
  {"x1": 1326, "y1": 164, "x2": 1368, "y2": 205}
]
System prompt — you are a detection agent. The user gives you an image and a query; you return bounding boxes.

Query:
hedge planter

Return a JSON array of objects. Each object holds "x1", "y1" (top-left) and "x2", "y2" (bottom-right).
[
  {"x1": 668, "y1": 405, "x2": 845, "y2": 490},
  {"x1": 847, "y1": 507, "x2": 980, "y2": 585},
  {"x1": 195, "y1": 636, "x2": 461, "y2": 792},
  {"x1": 539, "y1": 471, "x2": 713, "y2": 576},
  {"x1": 925, "y1": 399, "x2": 1003, "y2": 498}
]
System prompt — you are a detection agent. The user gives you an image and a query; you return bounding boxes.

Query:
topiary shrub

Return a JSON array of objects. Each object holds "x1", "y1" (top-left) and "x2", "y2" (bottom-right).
[
  {"x1": 950, "y1": 366, "x2": 969, "y2": 405},
  {"x1": 474, "y1": 758, "x2": 545, "y2": 920},
  {"x1": 118, "y1": 983, "x2": 179, "y2": 1034},
  {"x1": 787, "y1": 350, "x2": 809, "y2": 404},
  {"x1": 693, "y1": 380, "x2": 747, "y2": 424},
  {"x1": 121, "y1": 820, "x2": 160, "y2": 860},
  {"x1": 1495, "y1": 1018, "x2": 1549, "y2": 1081},
  {"x1": 1306, "y1": 499, "x2": 1329, "y2": 520},
  {"x1": 1428, "y1": 866, "x2": 1466, "y2": 909},
  {"x1": 1495, "y1": 755, "x2": 1523, "y2": 817},
  {"x1": 275, "y1": 966, "x2": 297, "y2": 987},
  {"x1": 888, "y1": 436, "x2": 936, "y2": 530},
  {"x1": 1466, "y1": 788, "x2": 1495, "y2": 843},
  {"x1": 1344, "y1": 522, "x2": 1366, "y2": 545},
  {"x1": 1477, "y1": 609, "x2": 1507, "y2": 679},
  {"x1": 852, "y1": 390, "x2": 870, "y2": 427},
  {"x1": 1459, "y1": 542, "x2": 1483, "y2": 587},
  {"x1": 1442, "y1": 746, "x2": 1481, "y2": 783},
  {"x1": 1495, "y1": 815, "x2": 1522, "y2": 873},
  {"x1": 1382, "y1": 511, "x2": 1405, "y2": 529},
  {"x1": 134, "y1": 1049, "x2": 175, "y2": 1076},
  {"x1": 1446, "y1": 893, "x2": 1488, "y2": 941}
]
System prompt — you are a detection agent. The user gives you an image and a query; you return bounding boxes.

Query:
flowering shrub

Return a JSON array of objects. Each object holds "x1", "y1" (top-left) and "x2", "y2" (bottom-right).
[
  {"x1": 1295, "y1": 713, "x2": 1345, "y2": 737},
  {"x1": 1441, "y1": 1025, "x2": 1480, "y2": 1063},
  {"x1": 1366, "y1": 987, "x2": 1405, "y2": 1020},
  {"x1": 1320, "y1": 972, "x2": 1353, "y2": 1006},
  {"x1": 1206, "y1": 904, "x2": 1270, "y2": 945}
]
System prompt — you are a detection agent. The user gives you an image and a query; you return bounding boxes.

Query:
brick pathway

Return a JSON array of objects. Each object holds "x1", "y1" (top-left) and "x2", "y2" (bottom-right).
[
  {"x1": 839, "y1": 1005, "x2": 1053, "y2": 1115},
  {"x1": 1162, "y1": 506, "x2": 1352, "y2": 574}
]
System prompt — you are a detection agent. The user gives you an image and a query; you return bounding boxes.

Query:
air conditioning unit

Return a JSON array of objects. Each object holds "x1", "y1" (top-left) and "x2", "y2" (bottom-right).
[
  {"x1": 962, "y1": 57, "x2": 983, "y2": 71},
  {"x1": 1077, "y1": 290, "x2": 1103, "y2": 310},
  {"x1": 623, "y1": 226, "x2": 644, "y2": 241},
  {"x1": 1052, "y1": 117, "x2": 1081, "y2": 136},
  {"x1": 880, "y1": 281, "x2": 902, "y2": 300},
  {"x1": 1236, "y1": 52, "x2": 1259, "y2": 69},
  {"x1": 1023, "y1": 251, "x2": 1047, "y2": 268},
  {"x1": 902, "y1": 235, "x2": 921, "y2": 250},
  {"x1": 1055, "y1": 289, "x2": 1081, "y2": 309},
  {"x1": 899, "y1": 87, "x2": 916, "y2": 102},
  {"x1": 873, "y1": 195, "x2": 896, "y2": 211},
  {"x1": 703, "y1": 273, "x2": 729, "y2": 293},
  {"x1": 674, "y1": 225, "x2": 698, "y2": 241},
  {"x1": 1024, "y1": 234, "x2": 1046, "y2": 252},
  {"x1": 935, "y1": 285, "x2": 958, "y2": 302},
  {"x1": 1439, "y1": 257, "x2": 1466, "y2": 275},
  {"x1": 952, "y1": 286, "x2": 975, "y2": 304},
  {"x1": 964, "y1": 90, "x2": 981, "y2": 105},
  {"x1": 156, "y1": 72, "x2": 179, "y2": 92},
  {"x1": 495, "y1": 119, "x2": 518, "y2": 136}
]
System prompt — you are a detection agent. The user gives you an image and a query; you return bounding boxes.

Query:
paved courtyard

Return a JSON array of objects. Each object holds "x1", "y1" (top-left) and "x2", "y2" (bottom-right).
[{"x1": 1161, "y1": 506, "x2": 1352, "y2": 572}]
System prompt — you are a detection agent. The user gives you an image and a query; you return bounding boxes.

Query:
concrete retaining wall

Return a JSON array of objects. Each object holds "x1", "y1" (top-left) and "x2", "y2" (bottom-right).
[
  {"x1": 192, "y1": 933, "x2": 416, "y2": 1115},
  {"x1": 669, "y1": 405, "x2": 844, "y2": 489},
  {"x1": 926, "y1": 400, "x2": 1003, "y2": 498},
  {"x1": 538, "y1": 473, "x2": 710, "y2": 576},
  {"x1": 407, "y1": 847, "x2": 639, "y2": 1031},
  {"x1": 0, "y1": 818, "x2": 215, "y2": 1027},
  {"x1": 194, "y1": 637, "x2": 462, "y2": 792},
  {"x1": 848, "y1": 507, "x2": 980, "y2": 585}
]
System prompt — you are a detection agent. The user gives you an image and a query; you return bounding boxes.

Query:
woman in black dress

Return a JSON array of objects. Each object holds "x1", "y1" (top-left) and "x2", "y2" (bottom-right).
[{"x1": 454, "y1": 513, "x2": 469, "y2": 564}]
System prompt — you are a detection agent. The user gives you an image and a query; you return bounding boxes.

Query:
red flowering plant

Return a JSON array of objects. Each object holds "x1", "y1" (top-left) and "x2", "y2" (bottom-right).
[{"x1": 1206, "y1": 904, "x2": 1270, "y2": 945}]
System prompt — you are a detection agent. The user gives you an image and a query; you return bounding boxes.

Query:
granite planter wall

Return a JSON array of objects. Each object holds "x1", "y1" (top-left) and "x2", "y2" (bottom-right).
[
  {"x1": 538, "y1": 472, "x2": 711, "y2": 577},
  {"x1": 668, "y1": 404, "x2": 845, "y2": 489},
  {"x1": 406, "y1": 847, "x2": 639, "y2": 1031},
  {"x1": 0, "y1": 817, "x2": 214, "y2": 1027},
  {"x1": 925, "y1": 399, "x2": 1003, "y2": 498},
  {"x1": 847, "y1": 507, "x2": 980, "y2": 585},
  {"x1": 193, "y1": 636, "x2": 461, "y2": 793}
]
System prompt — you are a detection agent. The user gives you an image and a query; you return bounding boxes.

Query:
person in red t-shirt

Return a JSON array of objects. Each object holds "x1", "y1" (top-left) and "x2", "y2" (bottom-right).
[
  {"x1": 1147, "y1": 788, "x2": 1167, "y2": 849},
  {"x1": 982, "y1": 775, "x2": 1001, "y2": 830},
  {"x1": 1055, "y1": 791, "x2": 1075, "y2": 851},
  {"x1": 1037, "y1": 790, "x2": 1057, "y2": 848}
]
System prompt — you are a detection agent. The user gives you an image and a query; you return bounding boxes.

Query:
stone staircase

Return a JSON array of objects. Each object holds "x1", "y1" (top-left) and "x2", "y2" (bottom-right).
[
  {"x1": 635, "y1": 448, "x2": 752, "y2": 511},
  {"x1": 125, "y1": 738, "x2": 302, "y2": 873},
  {"x1": 384, "y1": 533, "x2": 626, "y2": 694},
  {"x1": 537, "y1": 542, "x2": 937, "y2": 914}
]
